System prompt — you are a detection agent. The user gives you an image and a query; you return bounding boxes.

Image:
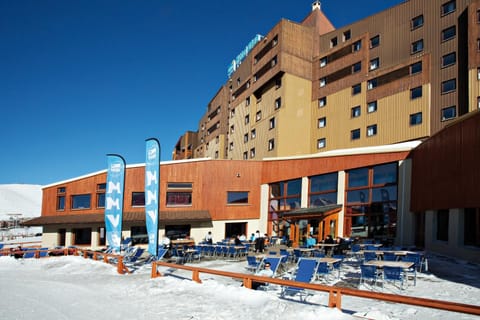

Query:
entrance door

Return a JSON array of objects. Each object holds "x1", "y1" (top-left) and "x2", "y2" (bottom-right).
[
  {"x1": 414, "y1": 212, "x2": 425, "y2": 248},
  {"x1": 58, "y1": 228, "x2": 66, "y2": 246}
]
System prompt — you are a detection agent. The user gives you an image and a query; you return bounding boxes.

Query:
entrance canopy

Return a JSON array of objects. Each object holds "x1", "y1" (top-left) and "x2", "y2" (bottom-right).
[{"x1": 280, "y1": 204, "x2": 342, "y2": 220}]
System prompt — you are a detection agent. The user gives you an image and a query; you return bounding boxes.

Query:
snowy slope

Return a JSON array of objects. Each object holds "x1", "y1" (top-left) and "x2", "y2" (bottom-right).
[{"x1": 0, "y1": 184, "x2": 42, "y2": 220}]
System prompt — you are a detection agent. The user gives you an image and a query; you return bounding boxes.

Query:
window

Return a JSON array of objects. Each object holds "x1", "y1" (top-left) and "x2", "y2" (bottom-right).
[
  {"x1": 243, "y1": 133, "x2": 249, "y2": 143},
  {"x1": 410, "y1": 61, "x2": 422, "y2": 74},
  {"x1": 166, "y1": 183, "x2": 192, "y2": 206},
  {"x1": 131, "y1": 192, "x2": 145, "y2": 206},
  {"x1": 227, "y1": 191, "x2": 249, "y2": 204},
  {"x1": 215, "y1": 151, "x2": 218, "y2": 159},
  {"x1": 250, "y1": 148, "x2": 255, "y2": 158},
  {"x1": 441, "y1": 78, "x2": 456, "y2": 93},
  {"x1": 441, "y1": 0, "x2": 456, "y2": 16},
  {"x1": 275, "y1": 77, "x2": 282, "y2": 88},
  {"x1": 352, "y1": 83, "x2": 361, "y2": 95},
  {"x1": 410, "y1": 86, "x2": 422, "y2": 99},
  {"x1": 269, "y1": 117, "x2": 276, "y2": 129},
  {"x1": 367, "y1": 124, "x2": 377, "y2": 137},
  {"x1": 477, "y1": 67, "x2": 480, "y2": 80},
  {"x1": 256, "y1": 111, "x2": 262, "y2": 121},
  {"x1": 246, "y1": 97, "x2": 250, "y2": 106},
  {"x1": 346, "y1": 163, "x2": 398, "y2": 239},
  {"x1": 243, "y1": 151, "x2": 248, "y2": 160},
  {"x1": 275, "y1": 97, "x2": 281, "y2": 109},
  {"x1": 411, "y1": 14, "x2": 424, "y2": 30},
  {"x1": 442, "y1": 52, "x2": 456, "y2": 67},
  {"x1": 57, "y1": 187, "x2": 66, "y2": 211},
  {"x1": 229, "y1": 142, "x2": 234, "y2": 151},
  {"x1": 271, "y1": 56, "x2": 277, "y2": 67},
  {"x1": 410, "y1": 112, "x2": 423, "y2": 125},
  {"x1": 251, "y1": 129, "x2": 256, "y2": 139},
  {"x1": 441, "y1": 106, "x2": 457, "y2": 121},
  {"x1": 411, "y1": 39, "x2": 424, "y2": 54},
  {"x1": 442, "y1": 26, "x2": 456, "y2": 42},
  {"x1": 131, "y1": 226, "x2": 148, "y2": 245},
  {"x1": 351, "y1": 106, "x2": 361, "y2": 118},
  {"x1": 71, "y1": 194, "x2": 91, "y2": 209},
  {"x1": 97, "y1": 193, "x2": 105, "y2": 208},
  {"x1": 317, "y1": 138, "x2": 326, "y2": 149},
  {"x1": 331, "y1": 37, "x2": 338, "y2": 47},
  {"x1": 351, "y1": 129, "x2": 360, "y2": 140},
  {"x1": 352, "y1": 40, "x2": 361, "y2": 52},
  {"x1": 268, "y1": 139, "x2": 275, "y2": 151},
  {"x1": 270, "y1": 178, "x2": 302, "y2": 213},
  {"x1": 244, "y1": 114, "x2": 249, "y2": 124},
  {"x1": 309, "y1": 172, "x2": 338, "y2": 207},
  {"x1": 370, "y1": 57, "x2": 379, "y2": 70},
  {"x1": 165, "y1": 225, "x2": 191, "y2": 241},
  {"x1": 367, "y1": 101, "x2": 377, "y2": 113},
  {"x1": 352, "y1": 62, "x2": 361, "y2": 73},
  {"x1": 318, "y1": 96, "x2": 327, "y2": 107},
  {"x1": 477, "y1": 9, "x2": 480, "y2": 23},
  {"x1": 367, "y1": 78, "x2": 377, "y2": 90},
  {"x1": 320, "y1": 77, "x2": 326, "y2": 87},
  {"x1": 343, "y1": 30, "x2": 351, "y2": 41},
  {"x1": 437, "y1": 210, "x2": 449, "y2": 241},
  {"x1": 318, "y1": 117, "x2": 326, "y2": 128},
  {"x1": 320, "y1": 57, "x2": 327, "y2": 67},
  {"x1": 57, "y1": 195, "x2": 65, "y2": 210},
  {"x1": 370, "y1": 35, "x2": 380, "y2": 48},
  {"x1": 478, "y1": 96, "x2": 480, "y2": 109},
  {"x1": 230, "y1": 125, "x2": 234, "y2": 134},
  {"x1": 464, "y1": 208, "x2": 480, "y2": 247}
]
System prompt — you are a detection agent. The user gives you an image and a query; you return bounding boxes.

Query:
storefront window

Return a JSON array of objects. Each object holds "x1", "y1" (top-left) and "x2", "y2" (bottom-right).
[
  {"x1": 309, "y1": 172, "x2": 338, "y2": 207},
  {"x1": 345, "y1": 163, "x2": 398, "y2": 241}
]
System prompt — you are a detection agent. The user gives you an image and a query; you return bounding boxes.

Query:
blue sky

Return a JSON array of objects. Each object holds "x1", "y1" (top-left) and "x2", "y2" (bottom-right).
[{"x1": 0, "y1": 0, "x2": 403, "y2": 185}]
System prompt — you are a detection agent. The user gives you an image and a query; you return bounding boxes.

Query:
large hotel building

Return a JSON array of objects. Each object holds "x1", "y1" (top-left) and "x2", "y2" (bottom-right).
[
  {"x1": 174, "y1": 0, "x2": 480, "y2": 161},
  {"x1": 26, "y1": 0, "x2": 480, "y2": 263}
]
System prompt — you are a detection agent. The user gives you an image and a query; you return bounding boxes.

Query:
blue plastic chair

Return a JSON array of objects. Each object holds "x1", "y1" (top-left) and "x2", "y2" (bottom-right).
[
  {"x1": 363, "y1": 251, "x2": 378, "y2": 262},
  {"x1": 383, "y1": 252, "x2": 397, "y2": 261},
  {"x1": 383, "y1": 266, "x2": 406, "y2": 290},
  {"x1": 281, "y1": 258, "x2": 317, "y2": 301},
  {"x1": 245, "y1": 255, "x2": 260, "y2": 273},
  {"x1": 359, "y1": 264, "x2": 380, "y2": 288},
  {"x1": 316, "y1": 261, "x2": 332, "y2": 282}
]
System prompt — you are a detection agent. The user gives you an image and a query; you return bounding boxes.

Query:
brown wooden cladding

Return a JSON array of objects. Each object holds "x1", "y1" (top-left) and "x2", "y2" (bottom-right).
[
  {"x1": 261, "y1": 151, "x2": 411, "y2": 184},
  {"x1": 42, "y1": 160, "x2": 264, "y2": 222},
  {"x1": 411, "y1": 111, "x2": 480, "y2": 211},
  {"x1": 42, "y1": 148, "x2": 414, "y2": 224}
]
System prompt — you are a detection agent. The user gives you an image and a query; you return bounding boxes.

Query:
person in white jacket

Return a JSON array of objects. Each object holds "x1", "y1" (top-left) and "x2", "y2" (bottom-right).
[{"x1": 251, "y1": 262, "x2": 274, "y2": 290}]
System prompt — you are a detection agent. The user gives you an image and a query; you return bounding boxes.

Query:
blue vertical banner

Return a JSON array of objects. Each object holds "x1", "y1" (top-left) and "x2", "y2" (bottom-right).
[
  {"x1": 145, "y1": 138, "x2": 160, "y2": 256},
  {"x1": 105, "y1": 154, "x2": 126, "y2": 252}
]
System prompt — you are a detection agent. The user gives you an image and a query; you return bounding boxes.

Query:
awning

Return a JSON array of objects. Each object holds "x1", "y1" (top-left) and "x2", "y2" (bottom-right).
[
  {"x1": 22, "y1": 210, "x2": 212, "y2": 226},
  {"x1": 280, "y1": 204, "x2": 342, "y2": 219}
]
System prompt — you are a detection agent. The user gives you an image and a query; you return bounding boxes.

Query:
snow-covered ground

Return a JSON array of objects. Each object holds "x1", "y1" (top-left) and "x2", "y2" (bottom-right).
[{"x1": 0, "y1": 252, "x2": 478, "y2": 320}]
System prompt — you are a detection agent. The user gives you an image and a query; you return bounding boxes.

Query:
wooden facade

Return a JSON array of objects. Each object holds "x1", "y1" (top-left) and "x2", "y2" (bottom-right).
[{"x1": 30, "y1": 143, "x2": 418, "y2": 250}]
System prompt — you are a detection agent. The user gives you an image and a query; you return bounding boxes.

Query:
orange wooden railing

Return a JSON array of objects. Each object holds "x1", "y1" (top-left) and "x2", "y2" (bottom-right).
[{"x1": 151, "y1": 261, "x2": 480, "y2": 316}]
